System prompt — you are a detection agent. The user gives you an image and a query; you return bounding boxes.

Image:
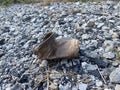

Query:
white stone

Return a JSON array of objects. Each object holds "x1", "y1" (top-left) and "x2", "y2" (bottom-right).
[
  {"x1": 82, "y1": 62, "x2": 88, "y2": 69},
  {"x1": 86, "y1": 64, "x2": 97, "y2": 71},
  {"x1": 115, "y1": 84, "x2": 120, "y2": 90},
  {"x1": 81, "y1": 34, "x2": 90, "y2": 40},
  {"x1": 78, "y1": 82, "x2": 87, "y2": 90},
  {"x1": 96, "y1": 80, "x2": 103, "y2": 87}
]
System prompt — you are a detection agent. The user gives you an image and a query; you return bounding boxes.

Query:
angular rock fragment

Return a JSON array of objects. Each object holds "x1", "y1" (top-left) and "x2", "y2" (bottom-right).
[{"x1": 109, "y1": 67, "x2": 120, "y2": 84}]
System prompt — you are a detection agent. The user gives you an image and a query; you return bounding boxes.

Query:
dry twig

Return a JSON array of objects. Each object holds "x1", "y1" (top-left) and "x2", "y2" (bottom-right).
[
  {"x1": 96, "y1": 65, "x2": 107, "y2": 84},
  {"x1": 47, "y1": 66, "x2": 50, "y2": 90}
]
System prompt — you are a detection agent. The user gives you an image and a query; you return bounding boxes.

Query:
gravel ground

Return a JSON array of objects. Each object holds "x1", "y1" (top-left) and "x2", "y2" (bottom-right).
[{"x1": 0, "y1": 1, "x2": 120, "y2": 90}]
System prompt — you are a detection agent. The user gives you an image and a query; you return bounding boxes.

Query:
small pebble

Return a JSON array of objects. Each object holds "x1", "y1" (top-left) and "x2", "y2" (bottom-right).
[
  {"x1": 39, "y1": 60, "x2": 48, "y2": 67},
  {"x1": 49, "y1": 83, "x2": 58, "y2": 90},
  {"x1": 112, "y1": 62, "x2": 119, "y2": 67},
  {"x1": 81, "y1": 34, "x2": 90, "y2": 40},
  {"x1": 96, "y1": 80, "x2": 103, "y2": 87}
]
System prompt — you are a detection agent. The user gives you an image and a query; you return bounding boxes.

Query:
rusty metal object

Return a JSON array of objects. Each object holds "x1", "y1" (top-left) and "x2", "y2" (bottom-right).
[{"x1": 34, "y1": 32, "x2": 79, "y2": 60}]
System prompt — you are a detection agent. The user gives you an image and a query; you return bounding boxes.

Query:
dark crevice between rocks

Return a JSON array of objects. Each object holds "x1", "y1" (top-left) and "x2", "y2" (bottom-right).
[
  {"x1": 0, "y1": 53, "x2": 4, "y2": 58},
  {"x1": 0, "y1": 38, "x2": 5, "y2": 45},
  {"x1": 37, "y1": 81, "x2": 47, "y2": 90},
  {"x1": 2, "y1": 27, "x2": 10, "y2": 33},
  {"x1": 19, "y1": 74, "x2": 29, "y2": 83},
  {"x1": 88, "y1": 69, "x2": 101, "y2": 79}
]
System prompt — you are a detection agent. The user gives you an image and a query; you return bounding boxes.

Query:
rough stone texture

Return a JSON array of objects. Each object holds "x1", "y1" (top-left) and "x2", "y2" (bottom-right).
[
  {"x1": 110, "y1": 68, "x2": 120, "y2": 84},
  {"x1": 0, "y1": 1, "x2": 120, "y2": 90},
  {"x1": 115, "y1": 84, "x2": 120, "y2": 90}
]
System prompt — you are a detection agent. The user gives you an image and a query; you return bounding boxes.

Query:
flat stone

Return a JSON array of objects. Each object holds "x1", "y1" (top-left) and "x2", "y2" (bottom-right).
[
  {"x1": 6, "y1": 44, "x2": 13, "y2": 50},
  {"x1": 86, "y1": 64, "x2": 97, "y2": 71},
  {"x1": 115, "y1": 84, "x2": 120, "y2": 90},
  {"x1": 102, "y1": 26, "x2": 109, "y2": 30},
  {"x1": 81, "y1": 34, "x2": 90, "y2": 40},
  {"x1": 103, "y1": 52, "x2": 115, "y2": 59},
  {"x1": 109, "y1": 67, "x2": 120, "y2": 84},
  {"x1": 109, "y1": 20, "x2": 115, "y2": 23},
  {"x1": 97, "y1": 23, "x2": 104, "y2": 28},
  {"x1": 31, "y1": 18, "x2": 37, "y2": 23},
  {"x1": 78, "y1": 82, "x2": 87, "y2": 90},
  {"x1": 105, "y1": 46, "x2": 113, "y2": 52}
]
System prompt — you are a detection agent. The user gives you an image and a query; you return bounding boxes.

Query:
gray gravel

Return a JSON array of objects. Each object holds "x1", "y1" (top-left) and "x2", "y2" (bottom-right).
[
  {"x1": 0, "y1": 1, "x2": 120, "y2": 90},
  {"x1": 109, "y1": 67, "x2": 120, "y2": 84}
]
